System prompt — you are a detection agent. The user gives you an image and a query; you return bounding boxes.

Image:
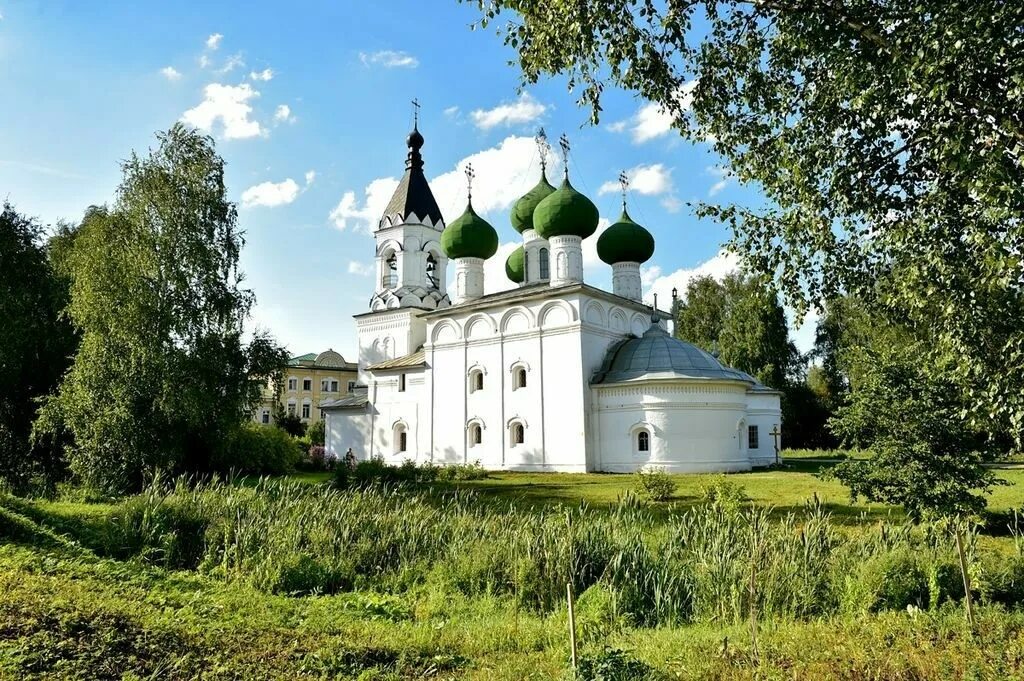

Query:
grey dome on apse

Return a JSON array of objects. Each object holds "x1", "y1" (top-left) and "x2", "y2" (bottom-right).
[{"x1": 592, "y1": 321, "x2": 763, "y2": 386}]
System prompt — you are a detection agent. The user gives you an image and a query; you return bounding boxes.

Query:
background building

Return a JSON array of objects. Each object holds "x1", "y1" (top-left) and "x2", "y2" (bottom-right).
[{"x1": 255, "y1": 349, "x2": 358, "y2": 426}]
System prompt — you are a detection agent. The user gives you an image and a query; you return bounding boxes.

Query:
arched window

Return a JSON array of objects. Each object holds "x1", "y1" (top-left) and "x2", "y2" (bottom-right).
[
  {"x1": 393, "y1": 423, "x2": 408, "y2": 454},
  {"x1": 382, "y1": 251, "x2": 398, "y2": 289},
  {"x1": 510, "y1": 422, "x2": 525, "y2": 446},
  {"x1": 524, "y1": 251, "x2": 530, "y2": 283},
  {"x1": 469, "y1": 423, "x2": 483, "y2": 447},
  {"x1": 512, "y1": 366, "x2": 527, "y2": 390},
  {"x1": 556, "y1": 251, "x2": 567, "y2": 279},
  {"x1": 469, "y1": 368, "x2": 484, "y2": 393},
  {"x1": 539, "y1": 247, "x2": 550, "y2": 279},
  {"x1": 287, "y1": 399, "x2": 297, "y2": 416},
  {"x1": 637, "y1": 431, "x2": 650, "y2": 453},
  {"x1": 426, "y1": 252, "x2": 438, "y2": 288}
]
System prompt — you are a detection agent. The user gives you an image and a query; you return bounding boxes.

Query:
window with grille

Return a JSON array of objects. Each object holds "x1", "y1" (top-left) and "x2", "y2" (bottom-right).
[
  {"x1": 637, "y1": 431, "x2": 650, "y2": 452},
  {"x1": 748, "y1": 425, "x2": 759, "y2": 449}
]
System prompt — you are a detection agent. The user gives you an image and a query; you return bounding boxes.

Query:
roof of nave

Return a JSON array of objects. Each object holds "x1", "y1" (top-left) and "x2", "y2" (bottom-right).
[
  {"x1": 419, "y1": 281, "x2": 671, "y2": 320},
  {"x1": 366, "y1": 347, "x2": 426, "y2": 371}
]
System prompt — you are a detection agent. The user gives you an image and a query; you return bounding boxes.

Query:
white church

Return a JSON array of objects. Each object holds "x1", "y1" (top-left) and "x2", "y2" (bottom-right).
[{"x1": 322, "y1": 124, "x2": 782, "y2": 473}]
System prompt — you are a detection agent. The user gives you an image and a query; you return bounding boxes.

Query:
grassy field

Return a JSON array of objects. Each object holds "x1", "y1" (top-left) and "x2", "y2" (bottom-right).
[{"x1": 4, "y1": 460, "x2": 1024, "y2": 679}]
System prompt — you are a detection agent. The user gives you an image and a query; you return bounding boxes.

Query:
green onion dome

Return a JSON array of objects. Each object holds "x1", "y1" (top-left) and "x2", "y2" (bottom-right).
[
  {"x1": 533, "y1": 177, "x2": 600, "y2": 240},
  {"x1": 510, "y1": 171, "x2": 556, "y2": 234},
  {"x1": 505, "y1": 245, "x2": 525, "y2": 283},
  {"x1": 597, "y1": 209, "x2": 655, "y2": 264},
  {"x1": 440, "y1": 201, "x2": 499, "y2": 260}
]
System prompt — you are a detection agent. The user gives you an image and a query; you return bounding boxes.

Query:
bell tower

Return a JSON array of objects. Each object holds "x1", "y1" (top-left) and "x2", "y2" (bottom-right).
[{"x1": 369, "y1": 103, "x2": 450, "y2": 312}]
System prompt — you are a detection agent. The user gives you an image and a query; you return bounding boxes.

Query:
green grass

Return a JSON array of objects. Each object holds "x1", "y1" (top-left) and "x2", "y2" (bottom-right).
[{"x1": 6, "y1": 460, "x2": 1024, "y2": 679}]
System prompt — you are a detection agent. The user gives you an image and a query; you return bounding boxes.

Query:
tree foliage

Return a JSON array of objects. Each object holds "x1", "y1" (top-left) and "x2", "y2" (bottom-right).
[
  {"x1": 469, "y1": 0, "x2": 1023, "y2": 511},
  {"x1": 0, "y1": 204, "x2": 77, "y2": 494},
  {"x1": 38, "y1": 125, "x2": 287, "y2": 494}
]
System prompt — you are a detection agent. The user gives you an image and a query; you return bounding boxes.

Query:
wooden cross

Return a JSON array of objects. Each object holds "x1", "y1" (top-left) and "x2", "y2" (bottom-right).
[{"x1": 770, "y1": 425, "x2": 781, "y2": 465}]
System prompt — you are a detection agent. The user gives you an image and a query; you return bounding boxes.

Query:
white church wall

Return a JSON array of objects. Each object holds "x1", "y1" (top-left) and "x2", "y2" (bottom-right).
[
  {"x1": 593, "y1": 381, "x2": 752, "y2": 473},
  {"x1": 745, "y1": 391, "x2": 783, "y2": 468},
  {"x1": 355, "y1": 309, "x2": 427, "y2": 384},
  {"x1": 423, "y1": 294, "x2": 592, "y2": 471},
  {"x1": 324, "y1": 407, "x2": 371, "y2": 460},
  {"x1": 362, "y1": 368, "x2": 428, "y2": 463}
]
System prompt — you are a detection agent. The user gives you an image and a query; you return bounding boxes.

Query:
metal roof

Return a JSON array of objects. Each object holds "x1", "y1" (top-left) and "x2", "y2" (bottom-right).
[
  {"x1": 592, "y1": 321, "x2": 761, "y2": 386},
  {"x1": 366, "y1": 348, "x2": 426, "y2": 371},
  {"x1": 320, "y1": 395, "x2": 370, "y2": 410}
]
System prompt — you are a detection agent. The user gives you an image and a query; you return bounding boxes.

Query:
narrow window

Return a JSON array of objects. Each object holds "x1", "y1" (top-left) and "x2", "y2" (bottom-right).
[
  {"x1": 261, "y1": 410, "x2": 270, "y2": 424},
  {"x1": 748, "y1": 425, "x2": 759, "y2": 449},
  {"x1": 510, "y1": 423, "x2": 524, "y2": 446},
  {"x1": 287, "y1": 402, "x2": 296, "y2": 416},
  {"x1": 524, "y1": 251, "x2": 530, "y2": 283},
  {"x1": 513, "y1": 367, "x2": 527, "y2": 389},
  {"x1": 321, "y1": 379, "x2": 329, "y2": 392},
  {"x1": 393, "y1": 423, "x2": 408, "y2": 453},
  {"x1": 330, "y1": 380, "x2": 339, "y2": 392},
  {"x1": 539, "y1": 247, "x2": 550, "y2": 279},
  {"x1": 469, "y1": 369, "x2": 484, "y2": 393},
  {"x1": 302, "y1": 378, "x2": 312, "y2": 391},
  {"x1": 637, "y1": 431, "x2": 650, "y2": 452},
  {"x1": 398, "y1": 374, "x2": 406, "y2": 392},
  {"x1": 287, "y1": 377, "x2": 297, "y2": 391},
  {"x1": 469, "y1": 423, "x2": 482, "y2": 446},
  {"x1": 302, "y1": 403, "x2": 311, "y2": 419}
]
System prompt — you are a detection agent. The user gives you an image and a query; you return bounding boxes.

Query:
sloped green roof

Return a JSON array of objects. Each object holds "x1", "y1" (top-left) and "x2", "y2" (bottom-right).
[
  {"x1": 510, "y1": 172, "x2": 555, "y2": 234},
  {"x1": 505, "y1": 245, "x2": 525, "y2": 283},
  {"x1": 596, "y1": 209, "x2": 655, "y2": 264},
  {"x1": 534, "y1": 177, "x2": 599, "y2": 240},
  {"x1": 441, "y1": 201, "x2": 499, "y2": 260},
  {"x1": 288, "y1": 353, "x2": 317, "y2": 365}
]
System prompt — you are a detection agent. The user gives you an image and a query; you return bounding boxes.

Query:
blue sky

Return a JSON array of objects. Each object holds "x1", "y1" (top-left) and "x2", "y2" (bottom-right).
[{"x1": 0, "y1": 0, "x2": 814, "y2": 358}]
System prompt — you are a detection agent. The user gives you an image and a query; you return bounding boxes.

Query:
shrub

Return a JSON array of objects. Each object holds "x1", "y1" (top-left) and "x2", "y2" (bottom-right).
[
  {"x1": 634, "y1": 467, "x2": 676, "y2": 502},
  {"x1": 573, "y1": 647, "x2": 662, "y2": 681},
  {"x1": 698, "y1": 475, "x2": 748, "y2": 511},
  {"x1": 215, "y1": 423, "x2": 301, "y2": 475}
]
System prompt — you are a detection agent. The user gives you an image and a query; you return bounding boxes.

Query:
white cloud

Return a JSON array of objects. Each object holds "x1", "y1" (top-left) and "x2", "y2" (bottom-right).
[
  {"x1": 304, "y1": 170, "x2": 316, "y2": 186},
  {"x1": 241, "y1": 178, "x2": 300, "y2": 208},
  {"x1": 199, "y1": 54, "x2": 211, "y2": 69},
  {"x1": 444, "y1": 106, "x2": 460, "y2": 118},
  {"x1": 182, "y1": 83, "x2": 262, "y2": 139},
  {"x1": 348, "y1": 261, "x2": 374, "y2": 276},
  {"x1": 206, "y1": 33, "x2": 223, "y2": 50},
  {"x1": 660, "y1": 196, "x2": 683, "y2": 213},
  {"x1": 641, "y1": 249, "x2": 741, "y2": 310},
  {"x1": 329, "y1": 135, "x2": 557, "y2": 234},
  {"x1": 359, "y1": 50, "x2": 419, "y2": 68},
  {"x1": 274, "y1": 104, "x2": 296, "y2": 124},
  {"x1": 598, "y1": 163, "x2": 673, "y2": 197},
  {"x1": 609, "y1": 80, "x2": 697, "y2": 144},
  {"x1": 470, "y1": 93, "x2": 547, "y2": 131},
  {"x1": 707, "y1": 165, "x2": 731, "y2": 196},
  {"x1": 216, "y1": 52, "x2": 245, "y2": 74},
  {"x1": 249, "y1": 68, "x2": 274, "y2": 82},
  {"x1": 160, "y1": 66, "x2": 181, "y2": 81},
  {"x1": 330, "y1": 177, "x2": 400, "y2": 233}
]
